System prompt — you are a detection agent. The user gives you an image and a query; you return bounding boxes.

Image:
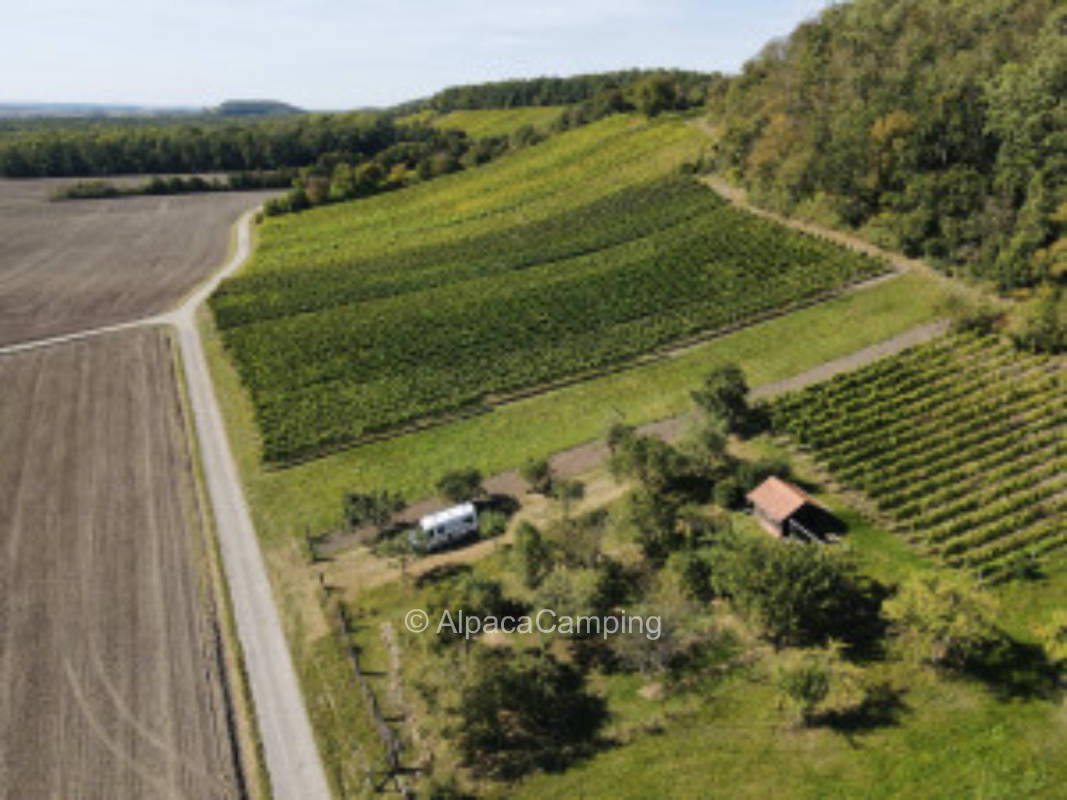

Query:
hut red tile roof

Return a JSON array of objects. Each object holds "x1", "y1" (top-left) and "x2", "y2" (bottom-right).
[{"x1": 746, "y1": 476, "x2": 814, "y2": 523}]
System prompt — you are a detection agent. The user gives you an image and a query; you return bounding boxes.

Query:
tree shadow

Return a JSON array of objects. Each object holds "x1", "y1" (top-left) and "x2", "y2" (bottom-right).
[
  {"x1": 414, "y1": 563, "x2": 473, "y2": 588},
  {"x1": 815, "y1": 683, "x2": 909, "y2": 740},
  {"x1": 481, "y1": 492, "x2": 520, "y2": 516},
  {"x1": 830, "y1": 578, "x2": 893, "y2": 662},
  {"x1": 963, "y1": 635, "x2": 1063, "y2": 702}
]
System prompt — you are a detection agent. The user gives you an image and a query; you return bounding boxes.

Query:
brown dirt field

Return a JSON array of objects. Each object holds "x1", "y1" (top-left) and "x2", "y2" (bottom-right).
[
  {"x1": 0, "y1": 328, "x2": 241, "y2": 799},
  {"x1": 0, "y1": 178, "x2": 276, "y2": 346}
]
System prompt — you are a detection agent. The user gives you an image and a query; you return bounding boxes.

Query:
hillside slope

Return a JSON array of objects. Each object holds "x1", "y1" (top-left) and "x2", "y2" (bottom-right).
[
  {"x1": 211, "y1": 115, "x2": 884, "y2": 462},
  {"x1": 714, "y1": 0, "x2": 1065, "y2": 290}
]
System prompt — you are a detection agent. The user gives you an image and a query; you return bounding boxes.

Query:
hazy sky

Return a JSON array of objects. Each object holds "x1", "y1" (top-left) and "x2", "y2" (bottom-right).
[{"x1": 6, "y1": 1, "x2": 830, "y2": 109}]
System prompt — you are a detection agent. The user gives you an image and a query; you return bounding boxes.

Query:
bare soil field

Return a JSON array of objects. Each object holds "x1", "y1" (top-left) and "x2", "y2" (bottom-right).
[
  {"x1": 0, "y1": 328, "x2": 242, "y2": 799},
  {"x1": 0, "y1": 178, "x2": 276, "y2": 346}
]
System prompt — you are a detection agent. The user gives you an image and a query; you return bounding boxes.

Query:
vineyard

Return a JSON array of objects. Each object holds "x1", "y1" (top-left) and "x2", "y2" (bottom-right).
[
  {"x1": 771, "y1": 334, "x2": 1067, "y2": 581},
  {"x1": 212, "y1": 115, "x2": 883, "y2": 463},
  {"x1": 415, "y1": 107, "x2": 566, "y2": 138}
]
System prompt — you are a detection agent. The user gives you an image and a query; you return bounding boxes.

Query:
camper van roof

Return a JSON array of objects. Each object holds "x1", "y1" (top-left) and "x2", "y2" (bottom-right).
[{"x1": 419, "y1": 502, "x2": 476, "y2": 529}]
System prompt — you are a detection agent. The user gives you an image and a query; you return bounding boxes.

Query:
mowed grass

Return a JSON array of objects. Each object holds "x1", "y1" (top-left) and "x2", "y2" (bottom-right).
[
  {"x1": 506, "y1": 663, "x2": 1067, "y2": 800},
  {"x1": 203, "y1": 270, "x2": 955, "y2": 546},
  {"x1": 502, "y1": 468, "x2": 1067, "y2": 800},
  {"x1": 317, "y1": 448, "x2": 1067, "y2": 800}
]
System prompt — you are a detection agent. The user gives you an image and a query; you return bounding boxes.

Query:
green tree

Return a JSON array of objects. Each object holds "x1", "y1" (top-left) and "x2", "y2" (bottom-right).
[
  {"x1": 884, "y1": 573, "x2": 1000, "y2": 669},
  {"x1": 627, "y1": 488, "x2": 680, "y2": 563},
  {"x1": 717, "y1": 533, "x2": 873, "y2": 647},
  {"x1": 435, "y1": 467, "x2": 485, "y2": 503},
  {"x1": 632, "y1": 74, "x2": 679, "y2": 117},
  {"x1": 520, "y1": 457, "x2": 553, "y2": 494},
  {"x1": 458, "y1": 648, "x2": 606, "y2": 778},
  {"x1": 514, "y1": 521, "x2": 553, "y2": 589},
  {"x1": 691, "y1": 364, "x2": 750, "y2": 433},
  {"x1": 342, "y1": 489, "x2": 406, "y2": 533}
]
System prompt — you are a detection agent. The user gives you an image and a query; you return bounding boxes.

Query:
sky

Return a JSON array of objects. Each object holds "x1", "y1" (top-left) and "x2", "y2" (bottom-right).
[{"x1": 5, "y1": 0, "x2": 831, "y2": 110}]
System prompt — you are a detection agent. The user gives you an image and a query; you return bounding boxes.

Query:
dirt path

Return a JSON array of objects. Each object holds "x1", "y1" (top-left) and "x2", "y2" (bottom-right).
[
  {"x1": 701, "y1": 175, "x2": 995, "y2": 305},
  {"x1": 323, "y1": 319, "x2": 949, "y2": 559},
  {"x1": 170, "y1": 215, "x2": 332, "y2": 800}
]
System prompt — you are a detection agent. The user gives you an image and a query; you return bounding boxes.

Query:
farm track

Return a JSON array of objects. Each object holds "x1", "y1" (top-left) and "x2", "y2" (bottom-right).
[
  {"x1": 701, "y1": 175, "x2": 995, "y2": 305},
  {"x1": 323, "y1": 320, "x2": 949, "y2": 557},
  {"x1": 0, "y1": 163, "x2": 962, "y2": 794}
]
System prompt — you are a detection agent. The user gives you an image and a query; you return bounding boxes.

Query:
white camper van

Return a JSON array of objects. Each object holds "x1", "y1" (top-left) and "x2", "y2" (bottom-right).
[{"x1": 412, "y1": 502, "x2": 478, "y2": 551}]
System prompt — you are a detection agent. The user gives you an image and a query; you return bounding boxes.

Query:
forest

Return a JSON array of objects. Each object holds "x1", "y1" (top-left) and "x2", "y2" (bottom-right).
[
  {"x1": 0, "y1": 112, "x2": 462, "y2": 177},
  {"x1": 423, "y1": 69, "x2": 721, "y2": 112},
  {"x1": 712, "y1": 0, "x2": 1066, "y2": 291}
]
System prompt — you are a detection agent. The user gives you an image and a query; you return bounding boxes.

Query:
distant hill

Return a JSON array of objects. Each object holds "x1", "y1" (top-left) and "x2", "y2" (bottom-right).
[
  {"x1": 214, "y1": 100, "x2": 303, "y2": 116},
  {"x1": 0, "y1": 102, "x2": 200, "y2": 118}
]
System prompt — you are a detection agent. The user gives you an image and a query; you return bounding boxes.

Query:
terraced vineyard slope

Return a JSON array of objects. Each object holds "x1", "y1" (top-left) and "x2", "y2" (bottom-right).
[
  {"x1": 771, "y1": 334, "x2": 1067, "y2": 581},
  {"x1": 212, "y1": 115, "x2": 884, "y2": 463},
  {"x1": 404, "y1": 106, "x2": 566, "y2": 138}
]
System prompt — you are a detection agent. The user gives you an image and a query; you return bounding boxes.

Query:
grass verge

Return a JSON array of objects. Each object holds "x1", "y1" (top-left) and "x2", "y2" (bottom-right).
[
  {"x1": 166, "y1": 326, "x2": 271, "y2": 800},
  {"x1": 203, "y1": 270, "x2": 957, "y2": 545}
]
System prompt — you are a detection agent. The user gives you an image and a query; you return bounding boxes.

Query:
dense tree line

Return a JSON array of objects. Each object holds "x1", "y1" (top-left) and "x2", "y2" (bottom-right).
[
  {"x1": 713, "y1": 0, "x2": 1065, "y2": 291},
  {"x1": 0, "y1": 112, "x2": 457, "y2": 177},
  {"x1": 426, "y1": 69, "x2": 722, "y2": 113}
]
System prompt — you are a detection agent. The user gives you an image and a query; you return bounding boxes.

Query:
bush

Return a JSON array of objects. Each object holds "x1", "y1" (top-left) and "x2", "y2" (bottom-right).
[
  {"x1": 714, "y1": 477, "x2": 745, "y2": 510},
  {"x1": 608, "y1": 432, "x2": 689, "y2": 490},
  {"x1": 1010, "y1": 287, "x2": 1067, "y2": 354},
  {"x1": 626, "y1": 488, "x2": 681, "y2": 563},
  {"x1": 458, "y1": 648, "x2": 606, "y2": 778},
  {"x1": 716, "y1": 533, "x2": 878, "y2": 648},
  {"x1": 734, "y1": 457, "x2": 792, "y2": 492},
  {"x1": 884, "y1": 573, "x2": 1001, "y2": 669},
  {"x1": 342, "y1": 489, "x2": 406, "y2": 533},
  {"x1": 547, "y1": 509, "x2": 605, "y2": 568},
  {"x1": 691, "y1": 363, "x2": 750, "y2": 434},
  {"x1": 520, "y1": 457, "x2": 553, "y2": 494},
  {"x1": 778, "y1": 660, "x2": 831, "y2": 724},
  {"x1": 946, "y1": 296, "x2": 1002, "y2": 335},
  {"x1": 478, "y1": 509, "x2": 507, "y2": 538},
  {"x1": 436, "y1": 466, "x2": 485, "y2": 503},
  {"x1": 669, "y1": 551, "x2": 714, "y2": 603},
  {"x1": 514, "y1": 521, "x2": 553, "y2": 589}
]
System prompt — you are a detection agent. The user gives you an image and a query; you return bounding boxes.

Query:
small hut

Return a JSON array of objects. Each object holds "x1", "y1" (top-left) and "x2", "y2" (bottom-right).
[{"x1": 746, "y1": 476, "x2": 839, "y2": 542}]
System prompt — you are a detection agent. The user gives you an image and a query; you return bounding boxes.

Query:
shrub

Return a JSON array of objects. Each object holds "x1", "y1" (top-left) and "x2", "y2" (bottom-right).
[
  {"x1": 514, "y1": 521, "x2": 553, "y2": 589},
  {"x1": 714, "y1": 477, "x2": 745, "y2": 510},
  {"x1": 478, "y1": 509, "x2": 507, "y2": 538},
  {"x1": 778, "y1": 660, "x2": 831, "y2": 724},
  {"x1": 458, "y1": 648, "x2": 607, "y2": 778},
  {"x1": 520, "y1": 457, "x2": 553, "y2": 494},
  {"x1": 691, "y1": 363, "x2": 750, "y2": 433},
  {"x1": 716, "y1": 533, "x2": 878, "y2": 648},
  {"x1": 436, "y1": 467, "x2": 485, "y2": 503},
  {"x1": 342, "y1": 489, "x2": 406, "y2": 533},
  {"x1": 884, "y1": 573, "x2": 1001, "y2": 669}
]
